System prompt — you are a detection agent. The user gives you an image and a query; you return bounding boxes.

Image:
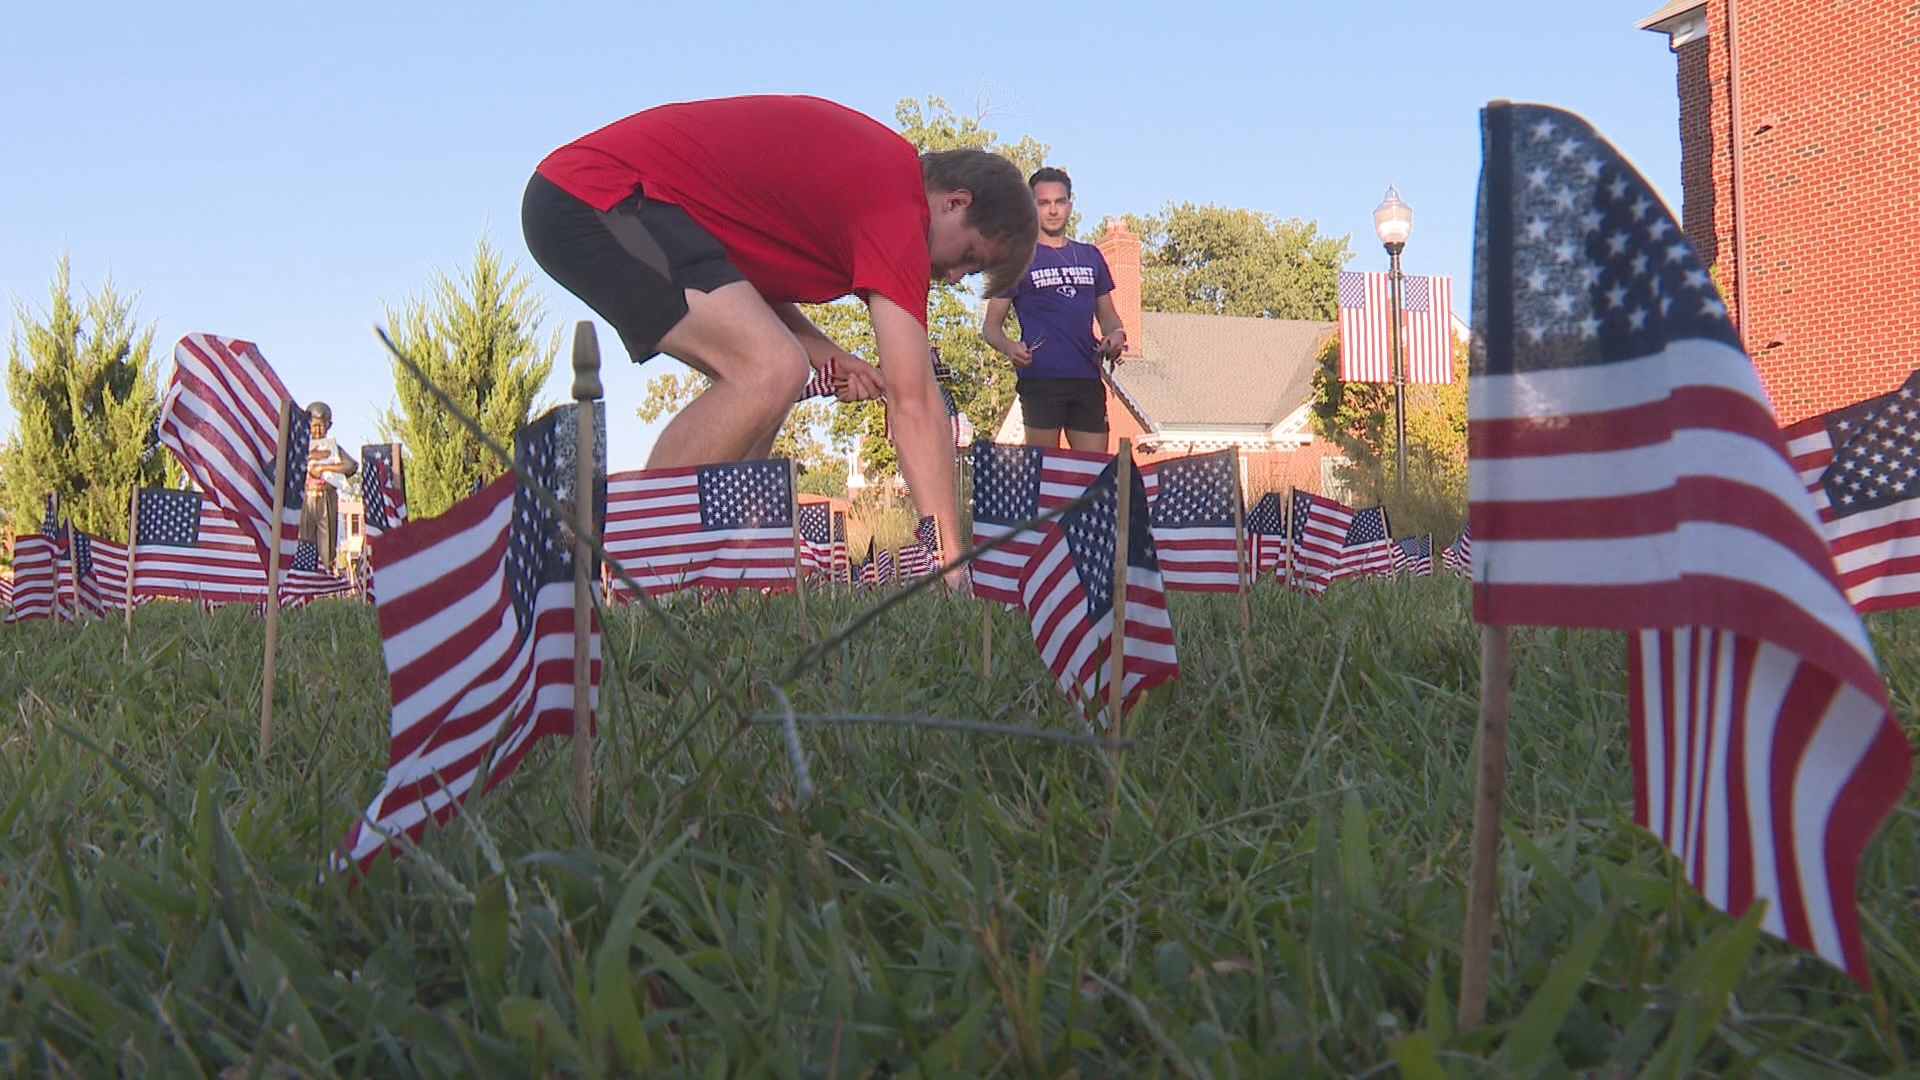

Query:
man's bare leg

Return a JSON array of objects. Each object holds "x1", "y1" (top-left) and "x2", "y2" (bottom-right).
[
  {"x1": 646, "y1": 282, "x2": 809, "y2": 468},
  {"x1": 1023, "y1": 425, "x2": 1062, "y2": 448},
  {"x1": 1062, "y1": 428, "x2": 1108, "y2": 453}
]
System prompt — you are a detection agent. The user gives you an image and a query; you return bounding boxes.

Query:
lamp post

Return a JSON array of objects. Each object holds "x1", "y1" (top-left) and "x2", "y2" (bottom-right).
[{"x1": 1374, "y1": 186, "x2": 1413, "y2": 501}]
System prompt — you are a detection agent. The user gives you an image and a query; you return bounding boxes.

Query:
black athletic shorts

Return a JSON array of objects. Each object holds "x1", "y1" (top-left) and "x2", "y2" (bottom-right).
[
  {"x1": 1016, "y1": 376, "x2": 1109, "y2": 434},
  {"x1": 520, "y1": 172, "x2": 746, "y2": 361}
]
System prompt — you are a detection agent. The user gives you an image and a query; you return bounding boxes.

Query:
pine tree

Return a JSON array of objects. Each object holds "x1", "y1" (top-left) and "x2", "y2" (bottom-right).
[
  {"x1": 2, "y1": 257, "x2": 165, "y2": 541},
  {"x1": 380, "y1": 238, "x2": 557, "y2": 518}
]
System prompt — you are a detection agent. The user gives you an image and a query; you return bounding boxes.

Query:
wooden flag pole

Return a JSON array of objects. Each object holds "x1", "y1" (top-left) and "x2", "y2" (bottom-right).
[
  {"x1": 981, "y1": 599, "x2": 993, "y2": 679},
  {"x1": 259, "y1": 400, "x2": 294, "y2": 759},
  {"x1": 1458, "y1": 623, "x2": 1512, "y2": 1030},
  {"x1": 1230, "y1": 448, "x2": 1250, "y2": 645},
  {"x1": 64, "y1": 518, "x2": 77, "y2": 624},
  {"x1": 1105, "y1": 439, "x2": 1134, "y2": 789},
  {"x1": 1284, "y1": 485, "x2": 1298, "y2": 590},
  {"x1": 124, "y1": 485, "x2": 141, "y2": 638},
  {"x1": 571, "y1": 321, "x2": 603, "y2": 835},
  {"x1": 789, "y1": 465, "x2": 809, "y2": 639}
]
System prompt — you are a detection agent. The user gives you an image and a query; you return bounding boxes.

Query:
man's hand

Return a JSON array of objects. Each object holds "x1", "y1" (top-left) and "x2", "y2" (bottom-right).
[
  {"x1": 833, "y1": 357, "x2": 885, "y2": 401},
  {"x1": 1005, "y1": 339, "x2": 1036, "y2": 367},
  {"x1": 1097, "y1": 328, "x2": 1127, "y2": 365}
]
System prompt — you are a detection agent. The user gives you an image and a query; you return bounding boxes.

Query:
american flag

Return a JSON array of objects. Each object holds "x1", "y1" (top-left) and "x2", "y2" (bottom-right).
[
  {"x1": 604, "y1": 459, "x2": 797, "y2": 596},
  {"x1": 1245, "y1": 491, "x2": 1288, "y2": 579},
  {"x1": 5, "y1": 535, "x2": 59, "y2": 622},
  {"x1": 1336, "y1": 505, "x2": 1395, "y2": 579},
  {"x1": 856, "y1": 538, "x2": 877, "y2": 588},
  {"x1": 1403, "y1": 274, "x2": 1457, "y2": 384},
  {"x1": 1289, "y1": 489, "x2": 1353, "y2": 594},
  {"x1": 42, "y1": 492, "x2": 60, "y2": 537},
  {"x1": 895, "y1": 515, "x2": 939, "y2": 580},
  {"x1": 1391, "y1": 535, "x2": 1434, "y2": 577},
  {"x1": 1141, "y1": 450, "x2": 1242, "y2": 592},
  {"x1": 280, "y1": 540, "x2": 356, "y2": 607},
  {"x1": 799, "y1": 357, "x2": 838, "y2": 400},
  {"x1": 338, "y1": 401, "x2": 603, "y2": 872},
  {"x1": 360, "y1": 444, "x2": 408, "y2": 536},
  {"x1": 798, "y1": 501, "x2": 836, "y2": 577},
  {"x1": 969, "y1": 442, "x2": 1111, "y2": 604},
  {"x1": 156, "y1": 334, "x2": 307, "y2": 570},
  {"x1": 133, "y1": 488, "x2": 272, "y2": 606},
  {"x1": 1338, "y1": 271, "x2": 1394, "y2": 383},
  {"x1": 1781, "y1": 376, "x2": 1920, "y2": 613},
  {"x1": 0, "y1": 570, "x2": 12, "y2": 611},
  {"x1": 831, "y1": 510, "x2": 849, "y2": 582},
  {"x1": 875, "y1": 546, "x2": 896, "y2": 586},
  {"x1": 1442, "y1": 525, "x2": 1472, "y2": 575},
  {"x1": 1020, "y1": 453, "x2": 1179, "y2": 727},
  {"x1": 1469, "y1": 102, "x2": 1910, "y2": 983},
  {"x1": 72, "y1": 531, "x2": 131, "y2": 617}
]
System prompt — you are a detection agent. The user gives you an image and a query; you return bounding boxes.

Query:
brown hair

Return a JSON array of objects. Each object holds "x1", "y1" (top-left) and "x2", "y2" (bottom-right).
[{"x1": 921, "y1": 149, "x2": 1038, "y2": 296}]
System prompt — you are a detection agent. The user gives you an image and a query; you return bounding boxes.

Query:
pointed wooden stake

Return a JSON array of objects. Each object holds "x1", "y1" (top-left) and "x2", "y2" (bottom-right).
[
  {"x1": 570, "y1": 320, "x2": 603, "y2": 837},
  {"x1": 259, "y1": 400, "x2": 294, "y2": 759},
  {"x1": 1230, "y1": 448, "x2": 1250, "y2": 646},
  {"x1": 1458, "y1": 623, "x2": 1512, "y2": 1030},
  {"x1": 1105, "y1": 439, "x2": 1134, "y2": 795}
]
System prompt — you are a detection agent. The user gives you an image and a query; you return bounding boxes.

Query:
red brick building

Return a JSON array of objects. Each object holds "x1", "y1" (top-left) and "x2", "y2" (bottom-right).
[{"x1": 1639, "y1": 0, "x2": 1920, "y2": 423}]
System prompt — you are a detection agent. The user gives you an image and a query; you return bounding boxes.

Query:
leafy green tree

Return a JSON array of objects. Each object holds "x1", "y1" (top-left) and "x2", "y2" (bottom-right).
[
  {"x1": 2, "y1": 257, "x2": 166, "y2": 541},
  {"x1": 1310, "y1": 333, "x2": 1468, "y2": 538},
  {"x1": 380, "y1": 239, "x2": 557, "y2": 518},
  {"x1": 1100, "y1": 204, "x2": 1349, "y2": 321}
]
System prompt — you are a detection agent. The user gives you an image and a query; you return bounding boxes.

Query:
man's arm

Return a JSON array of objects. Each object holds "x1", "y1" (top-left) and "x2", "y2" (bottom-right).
[
  {"x1": 772, "y1": 302, "x2": 884, "y2": 400},
  {"x1": 981, "y1": 298, "x2": 1033, "y2": 366},
  {"x1": 1093, "y1": 293, "x2": 1128, "y2": 361},
  {"x1": 869, "y1": 294, "x2": 964, "y2": 569}
]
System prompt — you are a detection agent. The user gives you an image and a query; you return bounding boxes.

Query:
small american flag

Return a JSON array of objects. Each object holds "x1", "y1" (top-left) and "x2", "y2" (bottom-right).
[
  {"x1": 71, "y1": 531, "x2": 131, "y2": 617},
  {"x1": 875, "y1": 546, "x2": 897, "y2": 586},
  {"x1": 360, "y1": 445, "x2": 408, "y2": 536},
  {"x1": 157, "y1": 335, "x2": 309, "y2": 571},
  {"x1": 280, "y1": 540, "x2": 355, "y2": 607},
  {"x1": 338, "y1": 401, "x2": 602, "y2": 873},
  {"x1": 1289, "y1": 490, "x2": 1353, "y2": 594},
  {"x1": 798, "y1": 357, "x2": 838, "y2": 400},
  {"x1": 4, "y1": 536, "x2": 58, "y2": 622},
  {"x1": 1245, "y1": 491, "x2": 1288, "y2": 580},
  {"x1": 1141, "y1": 450, "x2": 1242, "y2": 592},
  {"x1": 41, "y1": 493, "x2": 60, "y2": 537},
  {"x1": 1020, "y1": 452, "x2": 1179, "y2": 728},
  {"x1": 798, "y1": 502, "x2": 835, "y2": 577},
  {"x1": 1336, "y1": 505, "x2": 1395, "y2": 579},
  {"x1": 1337, "y1": 271, "x2": 1395, "y2": 383},
  {"x1": 1780, "y1": 375, "x2": 1920, "y2": 613},
  {"x1": 0, "y1": 569, "x2": 12, "y2": 611},
  {"x1": 1470, "y1": 101, "x2": 1910, "y2": 983},
  {"x1": 831, "y1": 510, "x2": 849, "y2": 582},
  {"x1": 1391, "y1": 535, "x2": 1434, "y2": 577},
  {"x1": 969, "y1": 442, "x2": 1111, "y2": 604},
  {"x1": 605, "y1": 459, "x2": 797, "y2": 596},
  {"x1": 134, "y1": 488, "x2": 272, "y2": 606},
  {"x1": 1441, "y1": 526, "x2": 1472, "y2": 575},
  {"x1": 856, "y1": 538, "x2": 877, "y2": 588},
  {"x1": 1402, "y1": 274, "x2": 1457, "y2": 384},
  {"x1": 896, "y1": 515, "x2": 939, "y2": 580}
]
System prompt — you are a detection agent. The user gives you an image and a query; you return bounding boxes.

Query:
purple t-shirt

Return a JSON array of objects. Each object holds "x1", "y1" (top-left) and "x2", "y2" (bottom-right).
[{"x1": 1000, "y1": 240, "x2": 1114, "y2": 380}]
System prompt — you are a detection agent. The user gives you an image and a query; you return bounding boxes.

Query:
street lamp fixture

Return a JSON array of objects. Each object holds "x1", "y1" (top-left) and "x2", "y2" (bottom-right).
[{"x1": 1373, "y1": 186, "x2": 1413, "y2": 500}]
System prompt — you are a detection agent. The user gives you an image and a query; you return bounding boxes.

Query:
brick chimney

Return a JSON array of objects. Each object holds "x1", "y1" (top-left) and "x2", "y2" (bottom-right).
[{"x1": 1095, "y1": 220, "x2": 1145, "y2": 359}]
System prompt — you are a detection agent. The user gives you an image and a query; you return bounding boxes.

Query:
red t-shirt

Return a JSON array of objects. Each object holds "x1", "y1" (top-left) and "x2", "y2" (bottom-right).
[{"x1": 537, "y1": 95, "x2": 932, "y2": 325}]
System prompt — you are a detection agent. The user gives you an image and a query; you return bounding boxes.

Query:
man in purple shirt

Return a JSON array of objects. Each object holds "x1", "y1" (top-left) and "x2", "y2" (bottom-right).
[{"x1": 983, "y1": 167, "x2": 1128, "y2": 451}]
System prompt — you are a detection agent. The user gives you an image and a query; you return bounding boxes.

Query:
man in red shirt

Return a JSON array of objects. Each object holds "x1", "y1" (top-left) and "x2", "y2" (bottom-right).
[{"x1": 523, "y1": 95, "x2": 1036, "y2": 570}]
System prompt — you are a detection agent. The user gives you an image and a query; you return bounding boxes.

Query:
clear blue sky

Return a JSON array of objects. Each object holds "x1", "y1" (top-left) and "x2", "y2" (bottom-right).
[{"x1": 1, "y1": 0, "x2": 1683, "y2": 471}]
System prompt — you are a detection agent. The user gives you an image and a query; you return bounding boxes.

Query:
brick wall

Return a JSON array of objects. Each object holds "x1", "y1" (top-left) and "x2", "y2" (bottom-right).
[{"x1": 1687, "y1": 0, "x2": 1920, "y2": 424}]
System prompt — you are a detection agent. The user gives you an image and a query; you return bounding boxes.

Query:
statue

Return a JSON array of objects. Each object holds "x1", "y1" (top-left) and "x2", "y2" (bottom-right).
[{"x1": 300, "y1": 402, "x2": 357, "y2": 569}]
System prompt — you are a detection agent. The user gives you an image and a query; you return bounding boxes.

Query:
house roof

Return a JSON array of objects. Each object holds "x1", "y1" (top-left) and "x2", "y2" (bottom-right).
[
  {"x1": 1107, "y1": 312, "x2": 1334, "y2": 431},
  {"x1": 1636, "y1": 0, "x2": 1705, "y2": 30}
]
